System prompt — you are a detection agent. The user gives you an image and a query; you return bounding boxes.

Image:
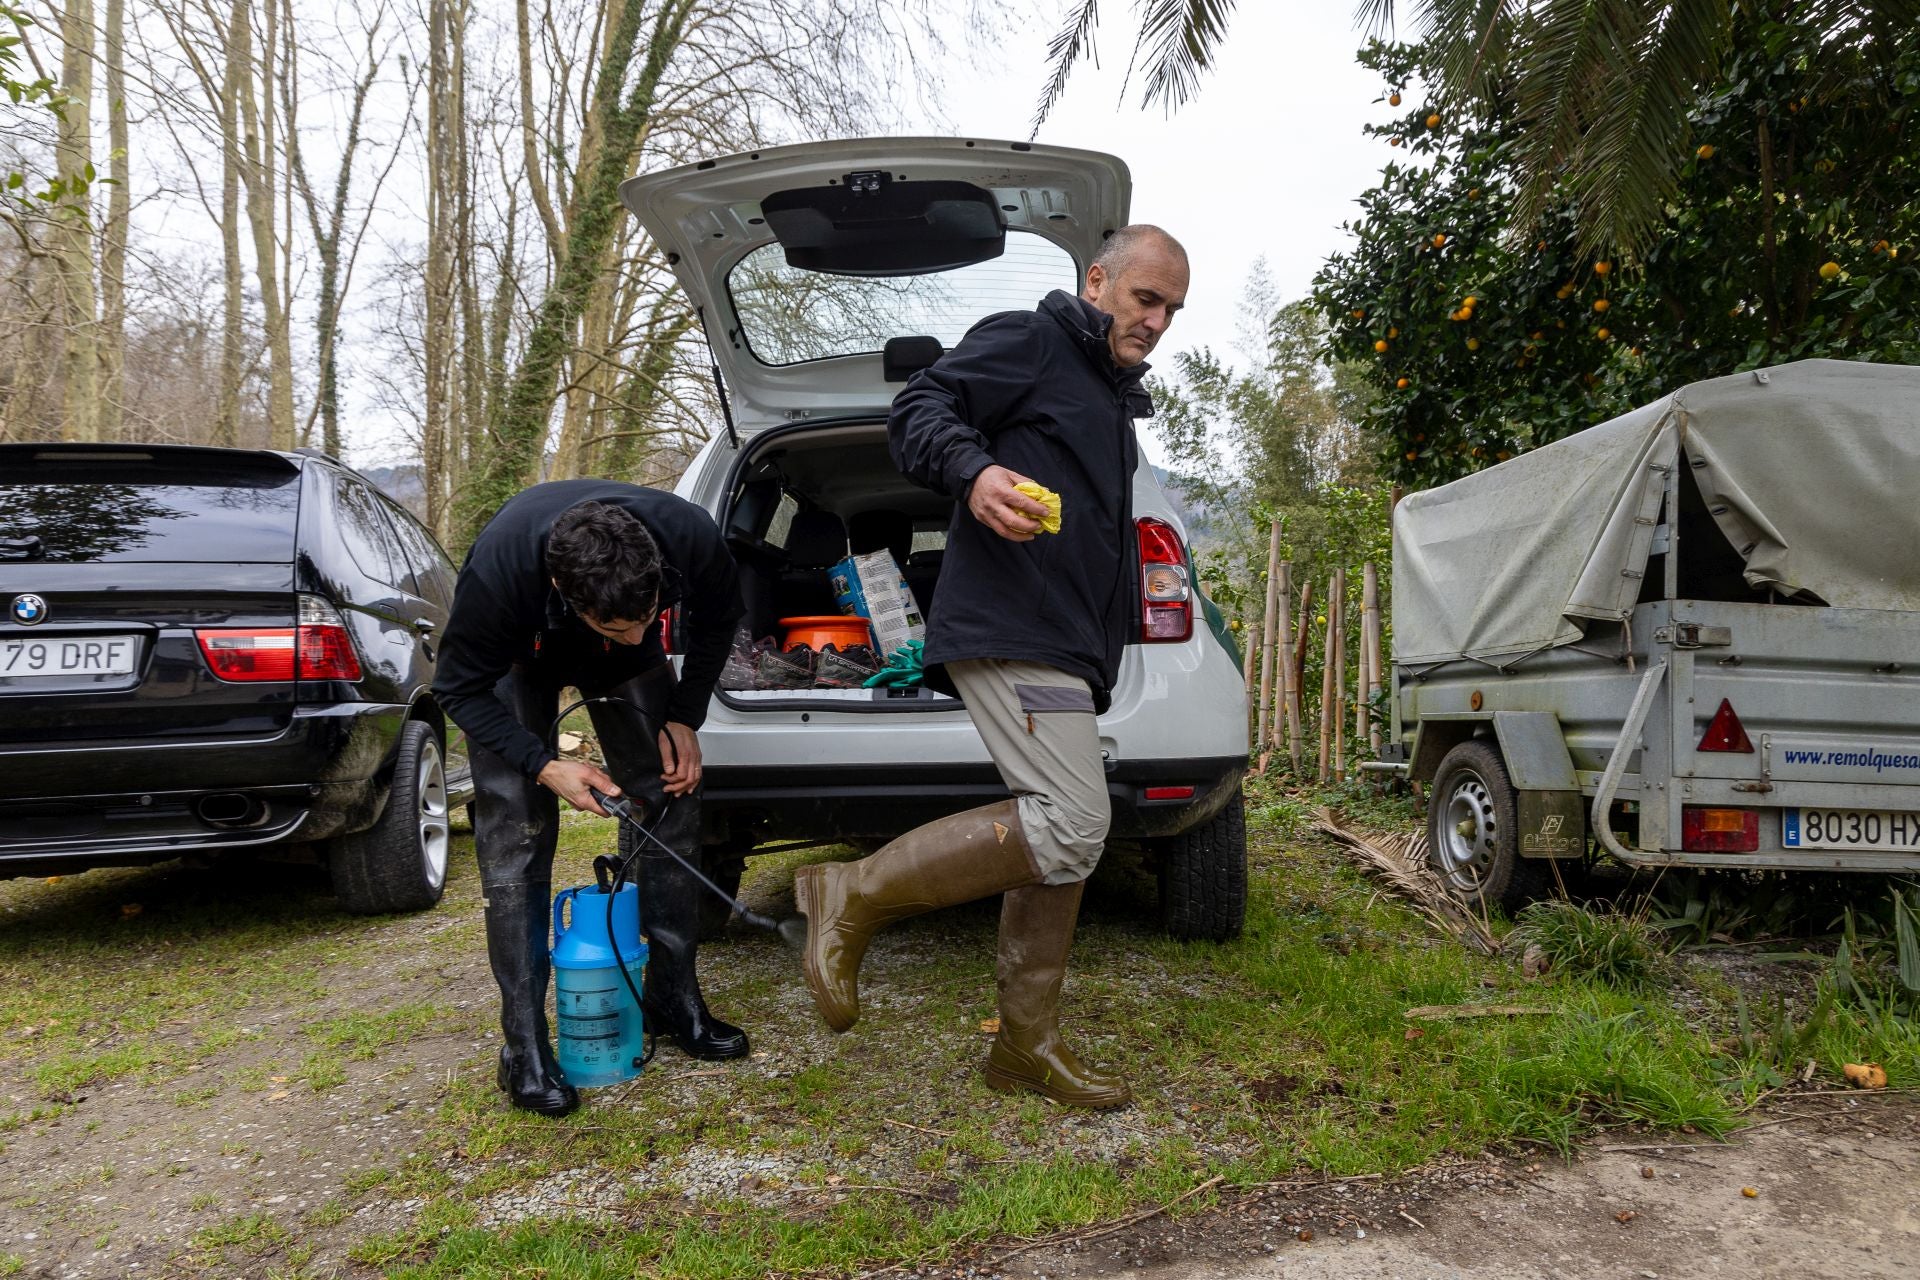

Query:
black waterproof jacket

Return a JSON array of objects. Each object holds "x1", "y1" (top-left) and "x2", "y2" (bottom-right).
[
  {"x1": 889, "y1": 289, "x2": 1151, "y2": 712},
  {"x1": 432, "y1": 480, "x2": 744, "y2": 780}
]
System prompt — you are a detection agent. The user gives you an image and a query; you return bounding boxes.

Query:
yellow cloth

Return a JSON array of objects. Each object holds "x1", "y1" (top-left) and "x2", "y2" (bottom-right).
[{"x1": 1013, "y1": 481, "x2": 1062, "y2": 534}]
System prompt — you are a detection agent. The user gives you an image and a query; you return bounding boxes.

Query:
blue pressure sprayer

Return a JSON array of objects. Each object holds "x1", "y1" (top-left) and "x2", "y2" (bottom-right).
[
  {"x1": 551, "y1": 881, "x2": 648, "y2": 1086},
  {"x1": 540, "y1": 697, "x2": 807, "y2": 1091}
]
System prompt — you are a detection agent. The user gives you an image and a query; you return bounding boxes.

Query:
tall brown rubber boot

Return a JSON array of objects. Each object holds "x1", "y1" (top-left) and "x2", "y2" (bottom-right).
[
  {"x1": 795, "y1": 800, "x2": 1037, "y2": 1032},
  {"x1": 984, "y1": 880, "x2": 1131, "y2": 1109}
]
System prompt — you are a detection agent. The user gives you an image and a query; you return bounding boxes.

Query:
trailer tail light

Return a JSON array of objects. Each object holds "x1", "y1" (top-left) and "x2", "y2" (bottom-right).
[
  {"x1": 196, "y1": 595, "x2": 361, "y2": 682},
  {"x1": 1137, "y1": 517, "x2": 1192, "y2": 642},
  {"x1": 1697, "y1": 698, "x2": 1754, "y2": 753},
  {"x1": 1681, "y1": 806, "x2": 1759, "y2": 852}
]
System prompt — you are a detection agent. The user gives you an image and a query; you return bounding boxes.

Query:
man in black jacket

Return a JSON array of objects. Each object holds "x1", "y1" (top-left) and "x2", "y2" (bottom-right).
[
  {"x1": 795, "y1": 225, "x2": 1189, "y2": 1109},
  {"x1": 434, "y1": 482, "x2": 748, "y2": 1116}
]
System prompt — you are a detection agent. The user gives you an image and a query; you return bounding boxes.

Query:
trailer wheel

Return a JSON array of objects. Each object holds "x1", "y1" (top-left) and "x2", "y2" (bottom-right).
[{"x1": 1427, "y1": 740, "x2": 1547, "y2": 914}]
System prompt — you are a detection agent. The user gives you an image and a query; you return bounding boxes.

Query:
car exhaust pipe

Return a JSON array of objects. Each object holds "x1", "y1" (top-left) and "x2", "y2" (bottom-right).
[{"x1": 196, "y1": 792, "x2": 267, "y2": 829}]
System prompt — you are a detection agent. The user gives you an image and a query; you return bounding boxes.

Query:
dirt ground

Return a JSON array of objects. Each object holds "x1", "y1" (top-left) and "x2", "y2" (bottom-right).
[{"x1": 975, "y1": 1097, "x2": 1920, "y2": 1280}]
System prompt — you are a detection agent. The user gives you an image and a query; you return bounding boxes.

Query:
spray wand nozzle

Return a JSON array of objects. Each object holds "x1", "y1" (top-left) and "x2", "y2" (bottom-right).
[{"x1": 588, "y1": 787, "x2": 807, "y2": 949}]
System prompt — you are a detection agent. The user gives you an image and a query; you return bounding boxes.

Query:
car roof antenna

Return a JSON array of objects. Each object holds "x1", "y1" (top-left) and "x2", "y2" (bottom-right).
[{"x1": 699, "y1": 307, "x2": 741, "y2": 450}]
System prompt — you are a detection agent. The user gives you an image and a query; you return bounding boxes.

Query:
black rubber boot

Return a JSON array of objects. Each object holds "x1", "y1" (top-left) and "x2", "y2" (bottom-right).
[
  {"x1": 484, "y1": 881, "x2": 580, "y2": 1116},
  {"x1": 587, "y1": 667, "x2": 749, "y2": 1062},
  {"x1": 636, "y1": 835, "x2": 750, "y2": 1060}
]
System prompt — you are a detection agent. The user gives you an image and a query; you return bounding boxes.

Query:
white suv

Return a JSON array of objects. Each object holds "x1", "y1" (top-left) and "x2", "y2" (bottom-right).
[{"x1": 620, "y1": 138, "x2": 1249, "y2": 939}]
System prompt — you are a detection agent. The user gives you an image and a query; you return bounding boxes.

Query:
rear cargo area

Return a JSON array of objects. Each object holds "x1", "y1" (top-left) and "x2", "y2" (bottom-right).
[{"x1": 715, "y1": 422, "x2": 960, "y2": 708}]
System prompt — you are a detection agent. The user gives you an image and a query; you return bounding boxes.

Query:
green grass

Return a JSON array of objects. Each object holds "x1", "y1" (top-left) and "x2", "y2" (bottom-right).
[
  {"x1": 1512, "y1": 899, "x2": 1670, "y2": 988},
  {"x1": 3, "y1": 779, "x2": 1909, "y2": 1279}
]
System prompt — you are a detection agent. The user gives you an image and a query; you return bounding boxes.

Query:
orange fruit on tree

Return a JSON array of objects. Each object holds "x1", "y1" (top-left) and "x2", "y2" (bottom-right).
[
  {"x1": 1466, "y1": 338, "x2": 1480, "y2": 351},
  {"x1": 1432, "y1": 233, "x2": 1447, "y2": 247},
  {"x1": 1352, "y1": 308, "x2": 1367, "y2": 318},
  {"x1": 1389, "y1": 91, "x2": 1402, "y2": 106},
  {"x1": 1593, "y1": 298, "x2": 1610, "y2": 312},
  {"x1": 1390, "y1": 136, "x2": 1403, "y2": 147},
  {"x1": 1374, "y1": 339, "x2": 1390, "y2": 353},
  {"x1": 1404, "y1": 450, "x2": 1417, "y2": 461},
  {"x1": 1396, "y1": 377, "x2": 1410, "y2": 389},
  {"x1": 1874, "y1": 240, "x2": 1889, "y2": 255},
  {"x1": 1594, "y1": 261, "x2": 1612, "y2": 276},
  {"x1": 1468, "y1": 188, "x2": 1481, "y2": 199},
  {"x1": 1463, "y1": 295, "x2": 1478, "y2": 307},
  {"x1": 1426, "y1": 113, "x2": 1441, "y2": 129},
  {"x1": 1696, "y1": 143, "x2": 1715, "y2": 160},
  {"x1": 1387, "y1": 326, "x2": 1400, "y2": 338},
  {"x1": 1819, "y1": 261, "x2": 1841, "y2": 280},
  {"x1": 1596, "y1": 327, "x2": 1611, "y2": 340}
]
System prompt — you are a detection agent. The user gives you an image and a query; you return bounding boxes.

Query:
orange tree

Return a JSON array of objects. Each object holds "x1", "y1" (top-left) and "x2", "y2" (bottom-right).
[{"x1": 1316, "y1": 9, "x2": 1920, "y2": 488}]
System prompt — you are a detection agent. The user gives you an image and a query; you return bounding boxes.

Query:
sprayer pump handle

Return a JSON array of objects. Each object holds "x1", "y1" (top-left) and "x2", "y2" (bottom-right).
[{"x1": 589, "y1": 786, "x2": 632, "y2": 819}]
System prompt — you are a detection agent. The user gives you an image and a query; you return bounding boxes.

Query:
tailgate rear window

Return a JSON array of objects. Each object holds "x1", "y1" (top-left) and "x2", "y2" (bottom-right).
[{"x1": 0, "y1": 446, "x2": 301, "y2": 563}]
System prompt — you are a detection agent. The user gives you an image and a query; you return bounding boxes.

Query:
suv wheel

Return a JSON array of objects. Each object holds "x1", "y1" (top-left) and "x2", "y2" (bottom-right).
[
  {"x1": 330, "y1": 720, "x2": 451, "y2": 914},
  {"x1": 1427, "y1": 739, "x2": 1546, "y2": 914},
  {"x1": 1154, "y1": 787, "x2": 1247, "y2": 941}
]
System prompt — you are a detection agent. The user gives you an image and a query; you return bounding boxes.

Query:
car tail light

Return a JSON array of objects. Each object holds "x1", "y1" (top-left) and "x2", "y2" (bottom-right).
[
  {"x1": 1697, "y1": 698, "x2": 1754, "y2": 753},
  {"x1": 1137, "y1": 517, "x2": 1192, "y2": 642},
  {"x1": 196, "y1": 629, "x2": 296, "y2": 681},
  {"x1": 196, "y1": 595, "x2": 361, "y2": 683},
  {"x1": 1681, "y1": 806, "x2": 1759, "y2": 852},
  {"x1": 295, "y1": 595, "x2": 362, "y2": 680}
]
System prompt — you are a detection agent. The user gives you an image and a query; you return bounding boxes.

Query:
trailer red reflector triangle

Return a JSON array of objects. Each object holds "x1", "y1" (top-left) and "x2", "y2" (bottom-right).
[{"x1": 1697, "y1": 698, "x2": 1754, "y2": 753}]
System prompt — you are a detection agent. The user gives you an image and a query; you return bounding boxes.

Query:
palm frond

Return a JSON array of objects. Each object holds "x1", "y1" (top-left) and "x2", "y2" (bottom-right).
[
  {"x1": 1312, "y1": 809, "x2": 1501, "y2": 956},
  {"x1": 1131, "y1": 0, "x2": 1240, "y2": 116},
  {"x1": 1550, "y1": 0, "x2": 1733, "y2": 259},
  {"x1": 1030, "y1": 0, "x2": 1102, "y2": 138}
]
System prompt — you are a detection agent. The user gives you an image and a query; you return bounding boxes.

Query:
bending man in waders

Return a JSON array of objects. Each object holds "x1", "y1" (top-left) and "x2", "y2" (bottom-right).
[
  {"x1": 435, "y1": 485, "x2": 748, "y2": 1116},
  {"x1": 794, "y1": 225, "x2": 1190, "y2": 1108}
]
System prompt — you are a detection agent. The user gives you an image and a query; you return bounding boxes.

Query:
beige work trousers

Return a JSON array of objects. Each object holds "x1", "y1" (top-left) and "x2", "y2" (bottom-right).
[{"x1": 947, "y1": 658, "x2": 1110, "y2": 885}]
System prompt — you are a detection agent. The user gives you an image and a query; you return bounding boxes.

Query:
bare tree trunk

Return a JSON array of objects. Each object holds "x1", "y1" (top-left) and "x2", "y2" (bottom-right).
[
  {"x1": 217, "y1": 0, "x2": 246, "y2": 447},
  {"x1": 99, "y1": 0, "x2": 127, "y2": 442},
  {"x1": 421, "y1": 0, "x2": 457, "y2": 532},
  {"x1": 55, "y1": 0, "x2": 98, "y2": 443},
  {"x1": 286, "y1": 13, "x2": 380, "y2": 458},
  {"x1": 458, "y1": 0, "x2": 696, "y2": 541},
  {"x1": 235, "y1": 0, "x2": 296, "y2": 449}
]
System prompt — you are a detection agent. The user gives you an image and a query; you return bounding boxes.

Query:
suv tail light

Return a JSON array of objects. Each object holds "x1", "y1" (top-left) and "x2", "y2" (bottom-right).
[
  {"x1": 1137, "y1": 517, "x2": 1192, "y2": 642},
  {"x1": 1697, "y1": 698, "x2": 1754, "y2": 753},
  {"x1": 196, "y1": 595, "x2": 362, "y2": 682},
  {"x1": 1681, "y1": 806, "x2": 1759, "y2": 852}
]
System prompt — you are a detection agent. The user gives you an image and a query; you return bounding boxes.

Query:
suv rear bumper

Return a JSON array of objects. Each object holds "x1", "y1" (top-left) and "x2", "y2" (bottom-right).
[
  {"x1": 700, "y1": 754, "x2": 1247, "y2": 845},
  {"x1": 0, "y1": 702, "x2": 407, "y2": 872}
]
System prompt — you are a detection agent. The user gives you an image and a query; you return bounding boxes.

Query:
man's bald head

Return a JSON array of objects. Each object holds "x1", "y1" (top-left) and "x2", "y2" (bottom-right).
[{"x1": 1082, "y1": 224, "x2": 1190, "y2": 366}]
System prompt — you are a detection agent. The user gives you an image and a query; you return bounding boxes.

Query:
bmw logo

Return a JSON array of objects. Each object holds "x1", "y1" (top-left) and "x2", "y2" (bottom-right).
[{"x1": 10, "y1": 594, "x2": 47, "y2": 626}]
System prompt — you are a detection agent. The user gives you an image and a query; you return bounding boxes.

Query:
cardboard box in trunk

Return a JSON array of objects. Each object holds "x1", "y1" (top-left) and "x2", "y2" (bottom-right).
[{"x1": 830, "y1": 551, "x2": 925, "y2": 656}]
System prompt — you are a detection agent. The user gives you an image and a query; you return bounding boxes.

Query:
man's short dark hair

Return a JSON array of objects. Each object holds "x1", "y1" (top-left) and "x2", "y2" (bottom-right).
[{"x1": 547, "y1": 500, "x2": 662, "y2": 623}]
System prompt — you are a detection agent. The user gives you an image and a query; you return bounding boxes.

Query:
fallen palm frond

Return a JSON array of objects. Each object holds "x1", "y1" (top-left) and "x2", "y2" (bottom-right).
[{"x1": 1312, "y1": 808, "x2": 1500, "y2": 956}]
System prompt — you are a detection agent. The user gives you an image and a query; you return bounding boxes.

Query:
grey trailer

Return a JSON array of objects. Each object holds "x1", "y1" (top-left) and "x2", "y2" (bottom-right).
[{"x1": 1387, "y1": 359, "x2": 1920, "y2": 909}]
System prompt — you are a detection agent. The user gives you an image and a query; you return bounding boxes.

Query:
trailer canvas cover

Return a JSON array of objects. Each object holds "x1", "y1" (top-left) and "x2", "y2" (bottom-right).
[{"x1": 1392, "y1": 360, "x2": 1920, "y2": 666}]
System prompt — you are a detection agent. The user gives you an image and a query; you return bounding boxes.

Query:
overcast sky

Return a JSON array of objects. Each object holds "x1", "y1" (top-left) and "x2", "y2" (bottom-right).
[
  {"x1": 343, "y1": 3, "x2": 1397, "y2": 470},
  {"x1": 948, "y1": 3, "x2": 1392, "y2": 373}
]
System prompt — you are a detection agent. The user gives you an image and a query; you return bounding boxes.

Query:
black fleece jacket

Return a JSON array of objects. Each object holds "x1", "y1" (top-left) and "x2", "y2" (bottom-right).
[
  {"x1": 888, "y1": 290, "x2": 1151, "y2": 712},
  {"x1": 431, "y1": 480, "x2": 744, "y2": 781}
]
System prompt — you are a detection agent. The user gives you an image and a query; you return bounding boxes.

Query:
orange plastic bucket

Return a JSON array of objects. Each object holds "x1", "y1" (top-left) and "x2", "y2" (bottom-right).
[{"x1": 778, "y1": 615, "x2": 871, "y2": 652}]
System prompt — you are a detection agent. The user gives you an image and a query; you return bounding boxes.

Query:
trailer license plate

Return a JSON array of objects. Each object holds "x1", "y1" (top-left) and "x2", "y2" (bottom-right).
[
  {"x1": 1783, "y1": 808, "x2": 1920, "y2": 851},
  {"x1": 0, "y1": 635, "x2": 139, "y2": 679}
]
